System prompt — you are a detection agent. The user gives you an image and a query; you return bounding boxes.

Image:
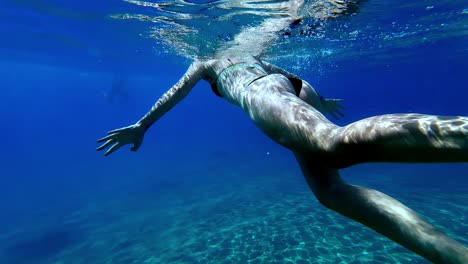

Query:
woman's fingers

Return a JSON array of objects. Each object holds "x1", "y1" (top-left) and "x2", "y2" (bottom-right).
[
  {"x1": 104, "y1": 142, "x2": 123, "y2": 156},
  {"x1": 107, "y1": 126, "x2": 130, "y2": 134},
  {"x1": 330, "y1": 111, "x2": 339, "y2": 120},
  {"x1": 97, "y1": 134, "x2": 115, "y2": 143},
  {"x1": 96, "y1": 139, "x2": 115, "y2": 151},
  {"x1": 335, "y1": 109, "x2": 345, "y2": 117}
]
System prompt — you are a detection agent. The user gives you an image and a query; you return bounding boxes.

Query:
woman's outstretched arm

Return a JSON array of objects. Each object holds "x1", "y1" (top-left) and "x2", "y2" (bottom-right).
[
  {"x1": 96, "y1": 61, "x2": 207, "y2": 156},
  {"x1": 136, "y1": 60, "x2": 206, "y2": 130}
]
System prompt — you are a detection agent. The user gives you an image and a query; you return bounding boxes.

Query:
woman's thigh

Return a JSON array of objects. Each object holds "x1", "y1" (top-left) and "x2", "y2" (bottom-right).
[{"x1": 242, "y1": 74, "x2": 339, "y2": 153}]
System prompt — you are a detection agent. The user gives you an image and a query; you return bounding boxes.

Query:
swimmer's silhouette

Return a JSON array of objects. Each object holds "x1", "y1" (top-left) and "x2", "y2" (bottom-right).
[
  {"x1": 97, "y1": 1, "x2": 468, "y2": 262},
  {"x1": 104, "y1": 74, "x2": 129, "y2": 104}
]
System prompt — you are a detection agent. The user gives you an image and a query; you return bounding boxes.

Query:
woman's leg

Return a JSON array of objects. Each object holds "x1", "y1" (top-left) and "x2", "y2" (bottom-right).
[
  {"x1": 294, "y1": 152, "x2": 468, "y2": 263},
  {"x1": 242, "y1": 74, "x2": 340, "y2": 153},
  {"x1": 243, "y1": 75, "x2": 468, "y2": 168},
  {"x1": 331, "y1": 114, "x2": 468, "y2": 167},
  {"x1": 243, "y1": 75, "x2": 468, "y2": 261}
]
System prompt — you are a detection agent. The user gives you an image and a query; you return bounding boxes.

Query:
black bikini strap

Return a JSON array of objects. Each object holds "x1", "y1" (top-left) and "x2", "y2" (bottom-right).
[
  {"x1": 210, "y1": 83, "x2": 223, "y2": 97},
  {"x1": 288, "y1": 77, "x2": 303, "y2": 96}
]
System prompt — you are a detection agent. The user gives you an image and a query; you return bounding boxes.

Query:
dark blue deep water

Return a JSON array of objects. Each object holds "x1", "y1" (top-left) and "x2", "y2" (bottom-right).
[{"x1": 0, "y1": 1, "x2": 467, "y2": 263}]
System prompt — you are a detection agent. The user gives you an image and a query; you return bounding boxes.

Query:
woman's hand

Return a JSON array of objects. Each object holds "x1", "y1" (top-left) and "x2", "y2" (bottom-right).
[
  {"x1": 321, "y1": 97, "x2": 345, "y2": 120},
  {"x1": 96, "y1": 124, "x2": 146, "y2": 156}
]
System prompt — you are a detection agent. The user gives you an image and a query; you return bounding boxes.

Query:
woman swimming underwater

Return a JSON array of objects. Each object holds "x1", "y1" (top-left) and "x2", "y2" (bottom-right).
[{"x1": 97, "y1": 1, "x2": 468, "y2": 263}]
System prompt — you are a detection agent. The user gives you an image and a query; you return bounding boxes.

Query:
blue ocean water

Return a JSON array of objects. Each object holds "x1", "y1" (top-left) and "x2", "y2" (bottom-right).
[{"x1": 0, "y1": 0, "x2": 467, "y2": 263}]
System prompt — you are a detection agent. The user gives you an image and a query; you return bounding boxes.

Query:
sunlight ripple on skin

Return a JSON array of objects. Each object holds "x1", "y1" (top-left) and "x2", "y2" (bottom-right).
[
  {"x1": 364, "y1": 189, "x2": 445, "y2": 253},
  {"x1": 367, "y1": 191, "x2": 419, "y2": 226}
]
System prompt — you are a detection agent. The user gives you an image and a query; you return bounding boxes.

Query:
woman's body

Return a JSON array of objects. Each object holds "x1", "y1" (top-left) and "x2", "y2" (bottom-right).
[
  {"x1": 98, "y1": 0, "x2": 467, "y2": 262},
  {"x1": 97, "y1": 55, "x2": 467, "y2": 263}
]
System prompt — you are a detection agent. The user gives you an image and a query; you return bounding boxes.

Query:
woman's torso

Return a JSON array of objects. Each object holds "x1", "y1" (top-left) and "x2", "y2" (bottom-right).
[{"x1": 204, "y1": 56, "x2": 268, "y2": 106}]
